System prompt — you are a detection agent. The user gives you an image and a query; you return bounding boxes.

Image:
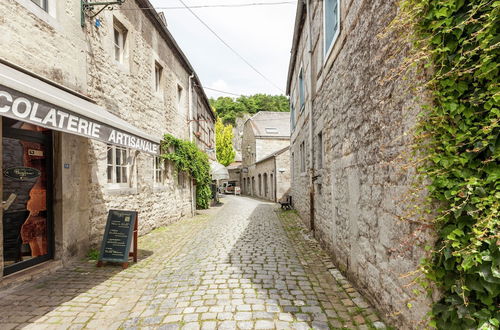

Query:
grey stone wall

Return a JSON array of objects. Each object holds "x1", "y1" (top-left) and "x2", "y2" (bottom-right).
[{"x1": 288, "y1": 0, "x2": 432, "y2": 327}]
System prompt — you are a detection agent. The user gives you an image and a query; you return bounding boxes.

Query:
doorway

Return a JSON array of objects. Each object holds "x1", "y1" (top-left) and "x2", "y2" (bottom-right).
[{"x1": 2, "y1": 119, "x2": 53, "y2": 276}]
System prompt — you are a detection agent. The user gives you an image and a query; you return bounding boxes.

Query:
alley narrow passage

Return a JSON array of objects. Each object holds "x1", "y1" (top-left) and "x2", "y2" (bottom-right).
[{"x1": 0, "y1": 196, "x2": 386, "y2": 330}]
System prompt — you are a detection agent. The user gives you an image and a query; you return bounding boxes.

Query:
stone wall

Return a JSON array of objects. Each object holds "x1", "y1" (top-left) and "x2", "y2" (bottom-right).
[
  {"x1": 0, "y1": 0, "x2": 206, "y2": 271},
  {"x1": 255, "y1": 139, "x2": 290, "y2": 162},
  {"x1": 288, "y1": 0, "x2": 432, "y2": 327}
]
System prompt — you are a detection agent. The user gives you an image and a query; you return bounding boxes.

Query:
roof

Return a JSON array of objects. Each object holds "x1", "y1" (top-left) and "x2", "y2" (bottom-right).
[
  {"x1": 134, "y1": 0, "x2": 215, "y2": 121},
  {"x1": 247, "y1": 112, "x2": 291, "y2": 138},
  {"x1": 255, "y1": 146, "x2": 290, "y2": 165},
  {"x1": 286, "y1": 1, "x2": 306, "y2": 95}
]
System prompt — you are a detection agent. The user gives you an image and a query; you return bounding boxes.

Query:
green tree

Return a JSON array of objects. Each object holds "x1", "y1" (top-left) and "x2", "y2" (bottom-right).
[
  {"x1": 215, "y1": 118, "x2": 235, "y2": 166},
  {"x1": 210, "y1": 94, "x2": 289, "y2": 125}
]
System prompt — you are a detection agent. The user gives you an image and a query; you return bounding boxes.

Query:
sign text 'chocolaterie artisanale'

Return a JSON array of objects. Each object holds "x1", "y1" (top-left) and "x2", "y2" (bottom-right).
[
  {"x1": 99, "y1": 210, "x2": 137, "y2": 263},
  {"x1": 0, "y1": 85, "x2": 159, "y2": 155}
]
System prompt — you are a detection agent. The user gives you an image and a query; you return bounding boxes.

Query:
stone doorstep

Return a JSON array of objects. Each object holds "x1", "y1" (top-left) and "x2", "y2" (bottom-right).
[{"x1": 0, "y1": 260, "x2": 63, "y2": 292}]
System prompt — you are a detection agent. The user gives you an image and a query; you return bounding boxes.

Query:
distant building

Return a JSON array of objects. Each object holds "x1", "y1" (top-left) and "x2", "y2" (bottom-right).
[
  {"x1": 241, "y1": 112, "x2": 290, "y2": 201},
  {"x1": 0, "y1": 0, "x2": 213, "y2": 283}
]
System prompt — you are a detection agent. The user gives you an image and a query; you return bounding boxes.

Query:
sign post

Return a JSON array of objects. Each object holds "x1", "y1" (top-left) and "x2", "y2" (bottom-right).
[{"x1": 97, "y1": 210, "x2": 138, "y2": 269}]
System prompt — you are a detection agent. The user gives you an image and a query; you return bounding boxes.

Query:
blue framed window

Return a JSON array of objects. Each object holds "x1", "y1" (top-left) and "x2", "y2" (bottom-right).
[
  {"x1": 324, "y1": 0, "x2": 340, "y2": 59},
  {"x1": 290, "y1": 96, "x2": 296, "y2": 130}
]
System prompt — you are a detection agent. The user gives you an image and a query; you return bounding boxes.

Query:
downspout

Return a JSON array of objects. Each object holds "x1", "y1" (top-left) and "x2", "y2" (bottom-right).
[
  {"x1": 188, "y1": 73, "x2": 195, "y2": 214},
  {"x1": 305, "y1": 0, "x2": 315, "y2": 232},
  {"x1": 188, "y1": 73, "x2": 195, "y2": 142}
]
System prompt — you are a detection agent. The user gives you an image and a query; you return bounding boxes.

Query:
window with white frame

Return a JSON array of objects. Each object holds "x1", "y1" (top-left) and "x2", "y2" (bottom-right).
[
  {"x1": 154, "y1": 62, "x2": 163, "y2": 93},
  {"x1": 113, "y1": 19, "x2": 127, "y2": 64},
  {"x1": 298, "y1": 68, "x2": 305, "y2": 110},
  {"x1": 324, "y1": 0, "x2": 341, "y2": 58},
  {"x1": 107, "y1": 145, "x2": 130, "y2": 185},
  {"x1": 153, "y1": 156, "x2": 164, "y2": 185},
  {"x1": 31, "y1": 0, "x2": 48, "y2": 11}
]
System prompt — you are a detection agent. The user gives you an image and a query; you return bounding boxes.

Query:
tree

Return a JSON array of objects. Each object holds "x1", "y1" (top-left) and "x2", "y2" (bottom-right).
[
  {"x1": 210, "y1": 94, "x2": 289, "y2": 125},
  {"x1": 215, "y1": 118, "x2": 235, "y2": 166}
]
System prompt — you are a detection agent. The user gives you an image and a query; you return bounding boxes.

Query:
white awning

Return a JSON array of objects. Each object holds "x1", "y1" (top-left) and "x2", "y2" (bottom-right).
[
  {"x1": 0, "y1": 62, "x2": 161, "y2": 155},
  {"x1": 210, "y1": 160, "x2": 229, "y2": 180}
]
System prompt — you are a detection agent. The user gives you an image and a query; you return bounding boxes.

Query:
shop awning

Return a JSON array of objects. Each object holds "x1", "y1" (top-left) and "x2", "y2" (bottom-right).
[
  {"x1": 0, "y1": 62, "x2": 161, "y2": 155},
  {"x1": 210, "y1": 161, "x2": 229, "y2": 180}
]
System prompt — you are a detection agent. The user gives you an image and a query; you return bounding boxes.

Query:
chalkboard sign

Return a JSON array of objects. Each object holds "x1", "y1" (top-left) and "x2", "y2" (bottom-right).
[{"x1": 98, "y1": 210, "x2": 138, "y2": 266}]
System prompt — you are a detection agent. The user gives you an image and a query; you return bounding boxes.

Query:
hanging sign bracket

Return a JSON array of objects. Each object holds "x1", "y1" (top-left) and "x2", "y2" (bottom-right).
[{"x1": 81, "y1": 0, "x2": 125, "y2": 27}]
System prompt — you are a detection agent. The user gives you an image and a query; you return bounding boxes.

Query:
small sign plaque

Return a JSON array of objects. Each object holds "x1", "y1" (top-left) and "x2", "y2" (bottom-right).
[
  {"x1": 98, "y1": 210, "x2": 138, "y2": 268},
  {"x1": 3, "y1": 167, "x2": 41, "y2": 180}
]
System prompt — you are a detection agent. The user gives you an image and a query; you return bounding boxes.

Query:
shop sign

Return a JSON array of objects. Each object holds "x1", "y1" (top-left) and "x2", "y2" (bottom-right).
[
  {"x1": 98, "y1": 210, "x2": 138, "y2": 265},
  {"x1": 0, "y1": 85, "x2": 160, "y2": 155},
  {"x1": 3, "y1": 166, "x2": 40, "y2": 180}
]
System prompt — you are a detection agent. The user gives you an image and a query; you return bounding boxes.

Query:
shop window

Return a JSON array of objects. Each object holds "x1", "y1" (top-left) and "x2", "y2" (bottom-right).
[
  {"x1": 153, "y1": 156, "x2": 164, "y2": 185},
  {"x1": 324, "y1": 0, "x2": 341, "y2": 59},
  {"x1": 107, "y1": 145, "x2": 129, "y2": 186},
  {"x1": 113, "y1": 19, "x2": 128, "y2": 64},
  {"x1": 31, "y1": 0, "x2": 47, "y2": 11},
  {"x1": 154, "y1": 61, "x2": 163, "y2": 93}
]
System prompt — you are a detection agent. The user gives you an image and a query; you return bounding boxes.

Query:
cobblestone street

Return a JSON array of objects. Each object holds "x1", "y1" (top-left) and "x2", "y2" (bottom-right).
[{"x1": 0, "y1": 196, "x2": 386, "y2": 329}]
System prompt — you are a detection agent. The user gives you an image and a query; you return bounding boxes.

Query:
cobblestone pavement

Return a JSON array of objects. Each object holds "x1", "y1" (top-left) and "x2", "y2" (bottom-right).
[{"x1": 0, "y1": 196, "x2": 387, "y2": 329}]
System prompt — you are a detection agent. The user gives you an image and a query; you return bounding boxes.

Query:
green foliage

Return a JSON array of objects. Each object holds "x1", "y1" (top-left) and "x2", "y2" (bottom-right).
[
  {"x1": 215, "y1": 118, "x2": 236, "y2": 166},
  {"x1": 397, "y1": 0, "x2": 499, "y2": 328},
  {"x1": 86, "y1": 248, "x2": 99, "y2": 261},
  {"x1": 161, "y1": 134, "x2": 211, "y2": 209},
  {"x1": 210, "y1": 94, "x2": 289, "y2": 125}
]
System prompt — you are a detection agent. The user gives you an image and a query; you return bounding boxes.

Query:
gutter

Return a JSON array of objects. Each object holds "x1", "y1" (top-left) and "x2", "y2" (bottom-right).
[{"x1": 306, "y1": 0, "x2": 315, "y2": 232}]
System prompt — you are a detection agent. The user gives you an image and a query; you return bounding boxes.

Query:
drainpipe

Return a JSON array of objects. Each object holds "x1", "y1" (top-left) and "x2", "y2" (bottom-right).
[
  {"x1": 305, "y1": 0, "x2": 315, "y2": 232},
  {"x1": 188, "y1": 73, "x2": 195, "y2": 214},
  {"x1": 188, "y1": 73, "x2": 195, "y2": 142}
]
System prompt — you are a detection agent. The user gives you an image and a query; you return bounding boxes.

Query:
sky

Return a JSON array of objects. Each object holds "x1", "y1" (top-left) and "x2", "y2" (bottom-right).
[{"x1": 149, "y1": 0, "x2": 297, "y2": 99}]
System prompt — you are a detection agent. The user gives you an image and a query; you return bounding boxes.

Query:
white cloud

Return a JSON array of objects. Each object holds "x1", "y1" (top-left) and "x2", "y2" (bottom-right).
[{"x1": 150, "y1": 0, "x2": 297, "y2": 98}]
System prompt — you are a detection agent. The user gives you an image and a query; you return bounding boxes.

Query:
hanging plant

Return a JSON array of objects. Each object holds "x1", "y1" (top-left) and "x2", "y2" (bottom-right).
[{"x1": 160, "y1": 134, "x2": 212, "y2": 209}]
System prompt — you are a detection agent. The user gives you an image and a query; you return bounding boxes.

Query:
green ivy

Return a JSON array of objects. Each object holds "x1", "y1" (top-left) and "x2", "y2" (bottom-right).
[
  {"x1": 396, "y1": 0, "x2": 499, "y2": 328},
  {"x1": 160, "y1": 134, "x2": 212, "y2": 209}
]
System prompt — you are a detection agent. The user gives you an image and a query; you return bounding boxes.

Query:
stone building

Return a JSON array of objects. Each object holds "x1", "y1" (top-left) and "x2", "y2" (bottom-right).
[
  {"x1": 0, "y1": 0, "x2": 214, "y2": 283},
  {"x1": 241, "y1": 112, "x2": 291, "y2": 202},
  {"x1": 287, "y1": 0, "x2": 430, "y2": 327}
]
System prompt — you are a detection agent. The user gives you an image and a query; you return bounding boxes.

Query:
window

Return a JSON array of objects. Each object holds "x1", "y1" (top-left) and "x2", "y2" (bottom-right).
[
  {"x1": 300, "y1": 141, "x2": 306, "y2": 173},
  {"x1": 265, "y1": 127, "x2": 279, "y2": 134},
  {"x1": 107, "y1": 145, "x2": 129, "y2": 185},
  {"x1": 298, "y1": 68, "x2": 305, "y2": 110},
  {"x1": 290, "y1": 99, "x2": 296, "y2": 130},
  {"x1": 324, "y1": 0, "x2": 341, "y2": 58},
  {"x1": 317, "y1": 131, "x2": 323, "y2": 169},
  {"x1": 31, "y1": 0, "x2": 48, "y2": 11},
  {"x1": 154, "y1": 62, "x2": 163, "y2": 93},
  {"x1": 291, "y1": 152, "x2": 295, "y2": 179},
  {"x1": 113, "y1": 20, "x2": 127, "y2": 64},
  {"x1": 178, "y1": 170, "x2": 187, "y2": 189},
  {"x1": 153, "y1": 156, "x2": 163, "y2": 185},
  {"x1": 177, "y1": 85, "x2": 183, "y2": 113}
]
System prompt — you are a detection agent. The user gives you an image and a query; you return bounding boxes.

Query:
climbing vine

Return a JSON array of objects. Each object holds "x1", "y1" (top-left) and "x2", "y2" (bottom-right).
[
  {"x1": 161, "y1": 134, "x2": 212, "y2": 209},
  {"x1": 392, "y1": 0, "x2": 499, "y2": 328}
]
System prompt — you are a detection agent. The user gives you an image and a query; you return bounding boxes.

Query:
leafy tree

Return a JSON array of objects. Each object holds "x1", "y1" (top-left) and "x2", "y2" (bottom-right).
[
  {"x1": 210, "y1": 94, "x2": 289, "y2": 125},
  {"x1": 215, "y1": 118, "x2": 235, "y2": 166}
]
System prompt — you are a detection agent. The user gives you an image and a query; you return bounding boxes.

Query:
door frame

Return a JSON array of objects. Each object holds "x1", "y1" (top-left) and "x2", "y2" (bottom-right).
[{"x1": 2, "y1": 126, "x2": 54, "y2": 276}]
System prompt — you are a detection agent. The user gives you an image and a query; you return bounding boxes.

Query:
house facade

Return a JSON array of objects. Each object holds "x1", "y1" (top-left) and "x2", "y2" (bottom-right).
[
  {"x1": 241, "y1": 112, "x2": 291, "y2": 202},
  {"x1": 0, "y1": 0, "x2": 213, "y2": 283},
  {"x1": 287, "y1": 0, "x2": 430, "y2": 327}
]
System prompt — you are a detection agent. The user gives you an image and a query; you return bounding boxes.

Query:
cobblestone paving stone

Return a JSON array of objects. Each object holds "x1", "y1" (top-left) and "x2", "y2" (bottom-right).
[{"x1": 0, "y1": 196, "x2": 387, "y2": 329}]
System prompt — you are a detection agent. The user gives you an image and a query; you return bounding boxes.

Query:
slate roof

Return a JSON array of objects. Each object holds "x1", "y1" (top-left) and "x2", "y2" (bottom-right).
[{"x1": 248, "y1": 112, "x2": 291, "y2": 138}]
